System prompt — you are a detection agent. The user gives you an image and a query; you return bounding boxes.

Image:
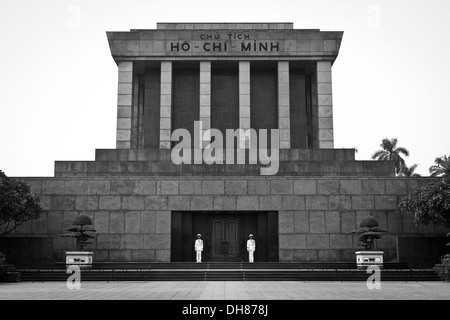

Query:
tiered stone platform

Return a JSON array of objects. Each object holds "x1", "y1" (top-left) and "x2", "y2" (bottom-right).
[
  {"x1": 55, "y1": 149, "x2": 395, "y2": 177},
  {"x1": 9, "y1": 147, "x2": 445, "y2": 266}
]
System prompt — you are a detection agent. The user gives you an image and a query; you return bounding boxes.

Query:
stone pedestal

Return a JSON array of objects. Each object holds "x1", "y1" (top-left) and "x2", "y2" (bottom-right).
[
  {"x1": 355, "y1": 251, "x2": 384, "y2": 269},
  {"x1": 65, "y1": 251, "x2": 93, "y2": 267},
  {"x1": 433, "y1": 264, "x2": 450, "y2": 282},
  {"x1": 0, "y1": 264, "x2": 21, "y2": 282}
]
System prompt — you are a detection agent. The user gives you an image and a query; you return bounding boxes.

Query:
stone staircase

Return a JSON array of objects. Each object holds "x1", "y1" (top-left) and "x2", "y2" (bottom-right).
[{"x1": 18, "y1": 262, "x2": 441, "y2": 282}]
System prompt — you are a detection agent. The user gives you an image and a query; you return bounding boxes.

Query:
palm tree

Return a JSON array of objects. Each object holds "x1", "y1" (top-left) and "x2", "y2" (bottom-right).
[
  {"x1": 371, "y1": 138, "x2": 410, "y2": 175},
  {"x1": 429, "y1": 155, "x2": 450, "y2": 177},
  {"x1": 400, "y1": 164, "x2": 421, "y2": 177}
]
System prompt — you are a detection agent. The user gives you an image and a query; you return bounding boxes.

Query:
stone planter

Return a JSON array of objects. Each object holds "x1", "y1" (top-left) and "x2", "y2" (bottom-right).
[
  {"x1": 0, "y1": 264, "x2": 21, "y2": 282},
  {"x1": 433, "y1": 264, "x2": 450, "y2": 282},
  {"x1": 65, "y1": 251, "x2": 93, "y2": 267},
  {"x1": 355, "y1": 251, "x2": 384, "y2": 269},
  {"x1": 2, "y1": 271, "x2": 21, "y2": 282}
]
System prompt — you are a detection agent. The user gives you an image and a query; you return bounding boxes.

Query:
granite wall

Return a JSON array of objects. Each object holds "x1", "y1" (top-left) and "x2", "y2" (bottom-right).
[{"x1": 3, "y1": 176, "x2": 447, "y2": 264}]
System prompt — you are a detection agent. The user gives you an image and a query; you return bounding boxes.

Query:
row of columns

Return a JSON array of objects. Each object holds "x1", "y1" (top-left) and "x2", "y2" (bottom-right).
[{"x1": 116, "y1": 61, "x2": 334, "y2": 150}]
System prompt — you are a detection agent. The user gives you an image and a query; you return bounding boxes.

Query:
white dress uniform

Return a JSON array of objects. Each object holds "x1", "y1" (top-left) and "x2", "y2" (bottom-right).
[
  {"x1": 247, "y1": 236, "x2": 256, "y2": 263},
  {"x1": 195, "y1": 237, "x2": 203, "y2": 263}
]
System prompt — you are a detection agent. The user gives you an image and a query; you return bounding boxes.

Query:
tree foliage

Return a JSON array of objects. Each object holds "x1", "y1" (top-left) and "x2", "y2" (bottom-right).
[
  {"x1": 371, "y1": 138, "x2": 410, "y2": 175},
  {"x1": 61, "y1": 215, "x2": 96, "y2": 251},
  {"x1": 429, "y1": 155, "x2": 450, "y2": 177},
  {"x1": 352, "y1": 216, "x2": 388, "y2": 250},
  {"x1": 399, "y1": 164, "x2": 421, "y2": 177},
  {"x1": 0, "y1": 170, "x2": 42, "y2": 236},
  {"x1": 397, "y1": 177, "x2": 450, "y2": 228}
]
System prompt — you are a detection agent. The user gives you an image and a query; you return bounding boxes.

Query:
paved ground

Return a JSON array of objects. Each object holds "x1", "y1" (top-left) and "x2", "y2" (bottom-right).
[{"x1": 0, "y1": 281, "x2": 449, "y2": 300}]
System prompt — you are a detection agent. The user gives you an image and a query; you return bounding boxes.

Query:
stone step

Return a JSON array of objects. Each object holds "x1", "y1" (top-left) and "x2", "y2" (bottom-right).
[
  {"x1": 94, "y1": 149, "x2": 357, "y2": 162},
  {"x1": 19, "y1": 262, "x2": 411, "y2": 270},
  {"x1": 19, "y1": 269, "x2": 441, "y2": 282},
  {"x1": 19, "y1": 261, "x2": 443, "y2": 282},
  {"x1": 55, "y1": 160, "x2": 394, "y2": 177}
]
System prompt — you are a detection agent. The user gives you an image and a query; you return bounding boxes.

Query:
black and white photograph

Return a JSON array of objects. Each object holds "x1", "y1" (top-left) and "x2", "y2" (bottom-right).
[{"x1": 0, "y1": 0, "x2": 449, "y2": 313}]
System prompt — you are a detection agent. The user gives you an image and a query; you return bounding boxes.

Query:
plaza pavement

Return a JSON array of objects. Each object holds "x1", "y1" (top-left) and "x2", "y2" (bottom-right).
[{"x1": 0, "y1": 281, "x2": 449, "y2": 300}]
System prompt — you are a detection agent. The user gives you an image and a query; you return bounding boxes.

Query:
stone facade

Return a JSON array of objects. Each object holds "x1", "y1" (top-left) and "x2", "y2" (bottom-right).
[
  {"x1": 9, "y1": 176, "x2": 446, "y2": 263},
  {"x1": 54, "y1": 149, "x2": 395, "y2": 177}
]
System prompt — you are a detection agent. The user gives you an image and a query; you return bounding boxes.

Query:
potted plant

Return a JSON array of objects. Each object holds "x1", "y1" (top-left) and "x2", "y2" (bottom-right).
[
  {"x1": 433, "y1": 233, "x2": 450, "y2": 282},
  {"x1": 61, "y1": 215, "x2": 96, "y2": 267},
  {"x1": 0, "y1": 252, "x2": 21, "y2": 282},
  {"x1": 434, "y1": 254, "x2": 450, "y2": 282},
  {"x1": 352, "y1": 216, "x2": 388, "y2": 269}
]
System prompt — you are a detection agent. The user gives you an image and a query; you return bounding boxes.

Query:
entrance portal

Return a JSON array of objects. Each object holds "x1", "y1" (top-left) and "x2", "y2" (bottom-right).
[
  {"x1": 171, "y1": 211, "x2": 278, "y2": 262},
  {"x1": 211, "y1": 215, "x2": 239, "y2": 261}
]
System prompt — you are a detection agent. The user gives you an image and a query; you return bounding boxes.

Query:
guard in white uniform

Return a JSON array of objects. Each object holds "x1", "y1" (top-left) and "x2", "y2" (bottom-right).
[
  {"x1": 247, "y1": 234, "x2": 256, "y2": 263},
  {"x1": 194, "y1": 234, "x2": 203, "y2": 263}
]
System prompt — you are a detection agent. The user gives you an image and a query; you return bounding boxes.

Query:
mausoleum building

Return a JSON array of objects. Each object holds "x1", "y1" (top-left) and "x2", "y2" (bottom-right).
[{"x1": 4, "y1": 23, "x2": 448, "y2": 266}]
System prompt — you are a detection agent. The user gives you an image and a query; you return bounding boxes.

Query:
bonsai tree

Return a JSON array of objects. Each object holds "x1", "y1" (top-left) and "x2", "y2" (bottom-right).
[
  {"x1": 352, "y1": 216, "x2": 388, "y2": 250},
  {"x1": 62, "y1": 215, "x2": 96, "y2": 251}
]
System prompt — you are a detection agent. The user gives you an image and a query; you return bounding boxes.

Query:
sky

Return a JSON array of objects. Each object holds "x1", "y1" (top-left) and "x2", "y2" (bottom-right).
[{"x1": 0, "y1": 0, "x2": 449, "y2": 177}]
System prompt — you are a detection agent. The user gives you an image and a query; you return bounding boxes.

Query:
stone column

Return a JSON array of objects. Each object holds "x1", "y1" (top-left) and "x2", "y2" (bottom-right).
[
  {"x1": 131, "y1": 74, "x2": 139, "y2": 149},
  {"x1": 116, "y1": 61, "x2": 133, "y2": 149},
  {"x1": 200, "y1": 62, "x2": 211, "y2": 147},
  {"x1": 239, "y1": 61, "x2": 251, "y2": 148},
  {"x1": 316, "y1": 61, "x2": 334, "y2": 148},
  {"x1": 160, "y1": 61, "x2": 172, "y2": 149},
  {"x1": 278, "y1": 61, "x2": 290, "y2": 149}
]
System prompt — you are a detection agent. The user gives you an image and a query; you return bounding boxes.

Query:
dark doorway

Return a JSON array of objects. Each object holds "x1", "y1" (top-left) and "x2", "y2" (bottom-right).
[
  {"x1": 211, "y1": 214, "x2": 240, "y2": 261},
  {"x1": 171, "y1": 211, "x2": 278, "y2": 262}
]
